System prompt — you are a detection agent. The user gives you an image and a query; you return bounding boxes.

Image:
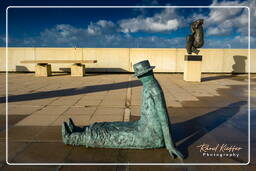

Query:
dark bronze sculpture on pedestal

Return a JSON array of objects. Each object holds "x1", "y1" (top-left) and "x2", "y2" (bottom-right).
[
  {"x1": 62, "y1": 60, "x2": 184, "y2": 160},
  {"x1": 186, "y1": 19, "x2": 204, "y2": 54}
]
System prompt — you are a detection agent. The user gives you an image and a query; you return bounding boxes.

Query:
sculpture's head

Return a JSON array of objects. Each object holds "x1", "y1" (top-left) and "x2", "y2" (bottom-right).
[
  {"x1": 194, "y1": 19, "x2": 204, "y2": 28},
  {"x1": 133, "y1": 60, "x2": 155, "y2": 78}
]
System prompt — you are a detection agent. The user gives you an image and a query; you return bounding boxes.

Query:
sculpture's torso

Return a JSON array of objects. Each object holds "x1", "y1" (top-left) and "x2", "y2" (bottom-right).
[
  {"x1": 68, "y1": 79, "x2": 166, "y2": 149},
  {"x1": 136, "y1": 79, "x2": 165, "y2": 147},
  {"x1": 193, "y1": 25, "x2": 204, "y2": 47}
]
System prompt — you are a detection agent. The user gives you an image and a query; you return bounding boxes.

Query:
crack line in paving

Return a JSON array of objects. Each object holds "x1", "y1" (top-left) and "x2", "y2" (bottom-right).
[
  {"x1": 88, "y1": 89, "x2": 108, "y2": 123},
  {"x1": 8, "y1": 141, "x2": 33, "y2": 163}
]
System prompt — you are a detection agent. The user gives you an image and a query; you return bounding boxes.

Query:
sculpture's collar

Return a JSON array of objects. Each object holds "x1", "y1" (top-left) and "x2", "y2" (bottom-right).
[{"x1": 141, "y1": 78, "x2": 154, "y2": 85}]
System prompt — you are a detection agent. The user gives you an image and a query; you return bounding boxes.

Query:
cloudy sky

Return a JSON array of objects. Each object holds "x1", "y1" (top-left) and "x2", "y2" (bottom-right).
[{"x1": 0, "y1": 0, "x2": 255, "y2": 48}]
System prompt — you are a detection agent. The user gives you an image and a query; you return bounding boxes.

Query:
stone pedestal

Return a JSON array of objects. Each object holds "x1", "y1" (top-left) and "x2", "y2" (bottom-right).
[
  {"x1": 35, "y1": 63, "x2": 51, "y2": 77},
  {"x1": 71, "y1": 63, "x2": 85, "y2": 76},
  {"x1": 183, "y1": 55, "x2": 202, "y2": 82}
]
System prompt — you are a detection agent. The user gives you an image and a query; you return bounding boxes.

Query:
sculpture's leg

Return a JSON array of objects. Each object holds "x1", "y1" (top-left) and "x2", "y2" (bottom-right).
[
  {"x1": 186, "y1": 35, "x2": 194, "y2": 54},
  {"x1": 62, "y1": 122, "x2": 87, "y2": 146},
  {"x1": 191, "y1": 46, "x2": 200, "y2": 55}
]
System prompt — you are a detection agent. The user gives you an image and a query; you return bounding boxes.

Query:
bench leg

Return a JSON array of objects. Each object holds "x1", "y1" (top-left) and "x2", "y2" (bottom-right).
[
  {"x1": 71, "y1": 63, "x2": 85, "y2": 76},
  {"x1": 35, "y1": 64, "x2": 52, "y2": 77}
]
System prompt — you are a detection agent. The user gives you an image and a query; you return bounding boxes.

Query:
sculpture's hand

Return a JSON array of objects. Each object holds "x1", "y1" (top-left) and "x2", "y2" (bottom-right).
[
  {"x1": 168, "y1": 150, "x2": 174, "y2": 159},
  {"x1": 169, "y1": 148, "x2": 184, "y2": 160}
]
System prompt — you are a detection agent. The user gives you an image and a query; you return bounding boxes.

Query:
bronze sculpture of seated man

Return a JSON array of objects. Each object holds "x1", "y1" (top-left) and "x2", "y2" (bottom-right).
[{"x1": 62, "y1": 60, "x2": 184, "y2": 160}]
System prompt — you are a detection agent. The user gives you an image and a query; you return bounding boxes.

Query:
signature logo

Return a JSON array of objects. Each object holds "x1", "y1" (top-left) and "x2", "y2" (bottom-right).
[{"x1": 196, "y1": 143, "x2": 243, "y2": 158}]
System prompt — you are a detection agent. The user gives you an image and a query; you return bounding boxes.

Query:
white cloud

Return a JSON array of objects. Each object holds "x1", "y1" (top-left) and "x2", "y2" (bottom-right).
[
  {"x1": 205, "y1": 35, "x2": 249, "y2": 48},
  {"x1": 87, "y1": 20, "x2": 116, "y2": 35},
  {"x1": 206, "y1": 8, "x2": 247, "y2": 36},
  {"x1": 40, "y1": 24, "x2": 85, "y2": 45},
  {"x1": 120, "y1": 17, "x2": 178, "y2": 33},
  {"x1": 207, "y1": 19, "x2": 234, "y2": 36},
  {"x1": 119, "y1": 8, "x2": 181, "y2": 33},
  {"x1": 204, "y1": 0, "x2": 254, "y2": 36},
  {"x1": 26, "y1": 20, "x2": 117, "y2": 47},
  {"x1": 208, "y1": 1, "x2": 244, "y2": 24},
  {"x1": 14, "y1": 22, "x2": 186, "y2": 48}
]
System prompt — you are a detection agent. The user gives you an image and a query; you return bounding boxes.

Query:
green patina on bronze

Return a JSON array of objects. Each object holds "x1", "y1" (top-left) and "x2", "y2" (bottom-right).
[{"x1": 62, "y1": 60, "x2": 184, "y2": 160}]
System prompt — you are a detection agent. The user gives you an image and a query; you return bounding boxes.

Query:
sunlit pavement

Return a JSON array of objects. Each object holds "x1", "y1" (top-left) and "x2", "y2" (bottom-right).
[{"x1": 0, "y1": 73, "x2": 255, "y2": 170}]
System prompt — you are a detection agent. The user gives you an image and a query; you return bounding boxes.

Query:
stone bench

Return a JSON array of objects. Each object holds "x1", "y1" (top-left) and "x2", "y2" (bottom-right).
[{"x1": 20, "y1": 60, "x2": 97, "y2": 77}]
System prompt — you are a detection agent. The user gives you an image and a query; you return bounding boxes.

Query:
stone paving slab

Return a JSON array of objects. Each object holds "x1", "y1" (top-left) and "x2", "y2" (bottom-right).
[
  {"x1": 1, "y1": 126, "x2": 45, "y2": 141},
  {"x1": 57, "y1": 94, "x2": 83, "y2": 101},
  {"x1": 53, "y1": 115, "x2": 91, "y2": 126},
  {"x1": 74, "y1": 99, "x2": 102, "y2": 106},
  {"x1": 9, "y1": 98, "x2": 57, "y2": 107},
  {"x1": 79, "y1": 94, "x2": 106, "y2": 100},
  {"x1": 93, "y1": 107, "x2": 124, "y2": 116},
  {"x1": 0, "y1": 104, "x2": 6, "y2": 115},
  {"x1": 117, "y1": 148, "x2": 182, "y2": 163},
  {"x1": 0, "y1": 115, "x2": 27, "y2": 132},
  {"x1": 16, "y1": 114, "x2": 60, "y2": 126},
  {"x1": 48, "y1": 99, "x2": 78, "y2": 106},
  {"x1": 63, "y1": 106, "x2": 97, "y2": 115},
  {"x1": 90, "y1": 114, "x2": 124, "y2": 123},
  {"x1": 34, "y1": 126, "x2": 62, "y2": 142},
  {"x1": 4, "y1": 105, "x2": 43, "y2": 115},
  {"x1": 66, "y1": 147, "x2": 120, "y2": 163},
  {"x1": 11, "y1": 142, "x2": 72, "y2": 163},
  {"x1": 32, "y1": 106, "x2": 69, "y2": 116},
  {"x1": 100, "y1": 98, "x2": 126, "y2": 107},
  {"x1": 7, "y1": 142, "x2": 30, "y2": 162}
]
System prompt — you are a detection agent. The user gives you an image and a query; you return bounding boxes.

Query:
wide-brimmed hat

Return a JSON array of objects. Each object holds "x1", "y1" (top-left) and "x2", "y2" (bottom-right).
[{"x1": 133, "y1": 60, "x2": 155, "y2": 77}]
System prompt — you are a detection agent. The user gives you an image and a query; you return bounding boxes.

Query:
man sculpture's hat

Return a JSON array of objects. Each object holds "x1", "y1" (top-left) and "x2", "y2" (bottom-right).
[{"x1": 133, "y1": 60, "x2": 155, "y2": 77}]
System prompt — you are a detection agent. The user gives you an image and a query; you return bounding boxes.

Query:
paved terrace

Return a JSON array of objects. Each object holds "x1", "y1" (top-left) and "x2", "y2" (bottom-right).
[{"x1": 0, "y1": 73, "x2": 255, "y2": 170}]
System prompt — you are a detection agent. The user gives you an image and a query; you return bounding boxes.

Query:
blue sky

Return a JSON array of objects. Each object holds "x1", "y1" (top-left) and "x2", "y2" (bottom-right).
[{"x1": 0, "y1": 0, "x2": 255, "y2": 48}]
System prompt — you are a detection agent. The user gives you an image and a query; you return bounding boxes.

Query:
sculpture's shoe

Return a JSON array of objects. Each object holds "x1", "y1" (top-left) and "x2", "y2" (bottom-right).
[
  {"x1": 67, "y1": 118, "x2": 84, "y2": 132},
  {"x1": 62, "y1": 122, "x2": 71, "y2": 145},
  {"x1": 191, "y1": 46, "x2": 200, "y2": 55},
  {"x1": 67, "y1": 118, "x2": 75, "y2": 132}
]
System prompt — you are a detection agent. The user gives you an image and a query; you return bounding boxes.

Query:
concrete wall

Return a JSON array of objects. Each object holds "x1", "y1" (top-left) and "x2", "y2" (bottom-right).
[{"x1": 0, "y1": 47, "x2": 255, "y2": 73}]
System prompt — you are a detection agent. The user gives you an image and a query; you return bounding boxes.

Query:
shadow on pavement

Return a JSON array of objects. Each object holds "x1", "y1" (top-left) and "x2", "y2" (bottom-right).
[
  {"x1": 201, "y1": 75, "x2": 236, "y2": 82},
  {"x1": 172, "y1": 101, "x2": 247, "y2": 159},
  {"x1": 0, "y1": 80, "x2": 142, "y2": 103}
]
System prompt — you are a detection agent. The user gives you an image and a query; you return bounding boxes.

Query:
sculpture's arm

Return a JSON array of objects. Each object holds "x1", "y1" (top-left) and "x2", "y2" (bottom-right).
[
  {"x1": 190, "y1": 23, "x2": 196, "y2": 34},
  {"x1": 152, "y1": 93, "x2": 184, "y2": 159}
]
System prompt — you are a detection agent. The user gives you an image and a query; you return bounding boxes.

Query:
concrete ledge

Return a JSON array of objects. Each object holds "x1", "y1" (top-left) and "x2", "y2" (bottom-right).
[{"x1": 1, "y1": 48, "x2": 254, "y2": 73}]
